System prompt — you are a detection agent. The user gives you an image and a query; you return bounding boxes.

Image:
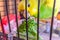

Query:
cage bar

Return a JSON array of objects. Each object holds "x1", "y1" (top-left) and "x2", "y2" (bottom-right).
[
  {"x1": 4, "y1": 0, "x2": 12, "y2": 40},
  {"x1": 0, "y1": 12, "x2": 4, "y2": 34},
  {"x1": 0, "y1": 12, "x2": 8, "y2": 40},
  {"x1": 37, "y1": 0, "x2": 40, "y2": 40},
  {"x1": 25, "y1": 0, "x2": 28, "y2": 40},
  {"x1": 4, "y1": 0, "x2": 11, "y2": 33},
  {"x1": 50, "y1": 0, "x2": 56, "y2": 40},
  {"x1": 13, "y1": 0, "x2": 19, "y2": 38}
]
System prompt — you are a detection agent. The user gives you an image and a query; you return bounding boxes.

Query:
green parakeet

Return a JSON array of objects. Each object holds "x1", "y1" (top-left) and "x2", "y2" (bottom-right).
[{"x1": 18, "y1": 0, "x2": 60, "y2": 19}]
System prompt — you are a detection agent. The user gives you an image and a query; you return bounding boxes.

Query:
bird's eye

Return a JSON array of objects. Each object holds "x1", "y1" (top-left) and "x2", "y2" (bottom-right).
[{"x1": 28, "y1": 4, "x2": 30, "y2": 7}]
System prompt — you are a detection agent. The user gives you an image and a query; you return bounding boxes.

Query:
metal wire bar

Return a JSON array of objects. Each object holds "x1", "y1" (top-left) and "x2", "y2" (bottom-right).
[
  {"x1": 25, "y1": 0, "x2": 28, "y2": 40},
  {"x1": 4, "y1": 0, "x2": 11, "y2": 33},
  {"x1": 13, "y1": 0, "x2": 19, "y2": 38},
  {"x1": 4, "y1": 0, "x2": 12, "y2": 40},
  {"x1": 0, "y1": 12, "x2": 8, "y2": 40},
  {"x1": 50, "y1": 0, "x2": 56, "y2": 40},
  {"x1": 37, "y1": 0, "x2": 40, "y2": 40},
  {"x1": 0, "y1": 12, "x2": 4, "y2": 33}
]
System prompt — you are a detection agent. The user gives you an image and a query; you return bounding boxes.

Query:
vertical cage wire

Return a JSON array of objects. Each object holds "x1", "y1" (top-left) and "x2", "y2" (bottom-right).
[
  {"x1": 4, "y1": 0, "x2": 11, "y2": 33},
  {"x1": 4, "y1": 0, "x2": 12, "y2": 40},
  {"x1": 0, "y1": 12, "x2": 4, "y2": 40},
  {"x1": 37, "y1": 0, "x2": 40, "y2": 40},
  {"x1": 25, "y1": 0, "x2": 28, "y2": 40},
  {"x1": 14, "y1": 0, "x2": 19, "y2": 38},
  {"x1": 0, "y1": 12, "x2": 4, "y2": 35},
  {"x1": 0, "y1": 12, "x2": 8, "y2": 40},
  {"x1": 50, "y1": 0, "x2": 56, "y2": 40}
]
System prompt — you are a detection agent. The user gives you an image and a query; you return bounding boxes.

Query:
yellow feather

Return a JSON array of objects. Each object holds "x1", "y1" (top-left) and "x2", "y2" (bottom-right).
[{"x1": 18, "y1": 1, "x2": 25, "y2": 12}]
